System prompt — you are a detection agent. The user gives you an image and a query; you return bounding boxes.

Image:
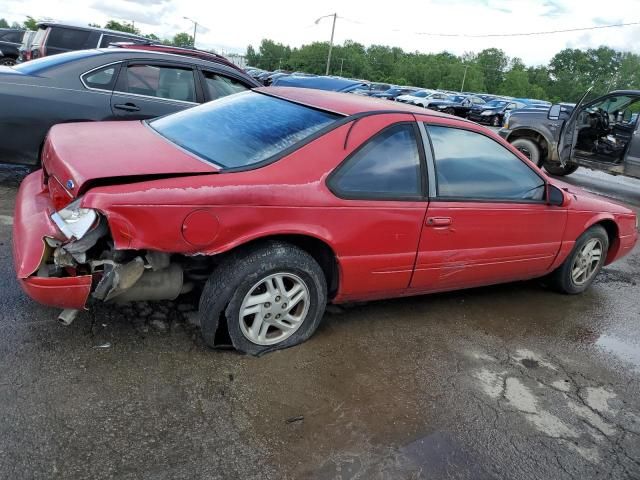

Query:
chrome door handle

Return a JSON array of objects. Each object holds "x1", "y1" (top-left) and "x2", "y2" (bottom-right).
[{"x1": 426, "y1": 217, "x2": 452, "y2": 227}]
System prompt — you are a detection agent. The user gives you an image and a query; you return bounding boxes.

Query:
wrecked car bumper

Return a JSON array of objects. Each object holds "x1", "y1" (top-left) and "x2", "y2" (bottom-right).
[{"x1": 13, "y1": 170, "x2": 92, "y2": 309}]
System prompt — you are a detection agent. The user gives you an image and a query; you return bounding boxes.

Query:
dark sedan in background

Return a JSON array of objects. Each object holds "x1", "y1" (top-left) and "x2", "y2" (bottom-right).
[
  {"x1": 0, "y1": 28, "x2": 26, "y2": 65},
  {"x1": 371, "y1": 86, "x2": 419, "y2": 100},
  {"x1": 467, "y1": 99, "x2": 527, "y2": 126},
  {"x1": 0, "y1": 48, "x2": 259, "y2": 165},
  {"x1": 428, "y1": 94, "x2": 486, "y2": 117}
]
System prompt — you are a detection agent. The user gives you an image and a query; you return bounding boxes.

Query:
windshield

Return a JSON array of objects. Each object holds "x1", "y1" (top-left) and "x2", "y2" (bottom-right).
[
  {"x1": 13, "y1": 49, "x2": 98, "y2": 74},
  {"x1": 412, "y1": 91, "x2": 428, "y2": 98},
  {"x1": 150, "y1": 92, "x2": 340, "y2": 169},
  {"x1": 450, "y1": 96, "x2": 466, "y2": 102},
  {"x1": 485, "y1": 100, "x2": 508, "y2": 108}
]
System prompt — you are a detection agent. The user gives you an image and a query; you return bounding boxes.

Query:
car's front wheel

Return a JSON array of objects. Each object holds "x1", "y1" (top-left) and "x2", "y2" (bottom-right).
[
  {"x1": 548, "y1": 225, "x2": 609, "y2": 294},
  {"x1": 511, "y1": 138, "x2": 542, "y2": 166},
  {"x1": 0, "y1": 57, "x2": 16, "y2": 66},
  {"x1": 199, "y1": 241, "x2": 327, "y2": 355}
]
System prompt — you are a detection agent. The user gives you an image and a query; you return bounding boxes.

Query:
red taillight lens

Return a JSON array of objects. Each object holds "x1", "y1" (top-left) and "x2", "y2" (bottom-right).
[{"x1": 49, "y1": 176, "x2": 73, "y2": 211}]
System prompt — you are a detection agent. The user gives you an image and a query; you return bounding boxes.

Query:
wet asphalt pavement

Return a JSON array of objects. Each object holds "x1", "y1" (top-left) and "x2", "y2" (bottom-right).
[{"x1": 0, "y1": 163, "x2": 639, "y2": 480}]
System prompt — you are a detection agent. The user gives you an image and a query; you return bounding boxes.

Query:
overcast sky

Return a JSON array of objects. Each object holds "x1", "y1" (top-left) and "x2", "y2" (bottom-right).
[{"x1": 2, "y1": 0, "x2": 639, "y2": 65}]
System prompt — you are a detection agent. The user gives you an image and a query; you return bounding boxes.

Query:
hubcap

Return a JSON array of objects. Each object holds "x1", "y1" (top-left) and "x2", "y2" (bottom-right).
[
  {"x1": 571, "y1": 239, "x2": 603, "y2": 286},
  {"x1": 239, "y1": 273, "x2": 310, "y2": 346}
]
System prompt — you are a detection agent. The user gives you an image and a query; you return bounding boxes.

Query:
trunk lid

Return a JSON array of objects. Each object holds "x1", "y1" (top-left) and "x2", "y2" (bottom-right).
[{"x1": 43, "y1": 120, "x2": 218, "y2": 199}]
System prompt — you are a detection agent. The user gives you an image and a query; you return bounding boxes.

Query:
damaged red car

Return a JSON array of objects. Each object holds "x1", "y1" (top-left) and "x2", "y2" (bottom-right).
[{"x1": 13, "y1": 87, "x2": 638, "y2": 355}]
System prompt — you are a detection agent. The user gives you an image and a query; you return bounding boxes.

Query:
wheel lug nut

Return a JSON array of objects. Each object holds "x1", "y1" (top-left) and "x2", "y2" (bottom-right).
[
  {"x1": 275, "y1": 296, "x2": 281, "y2": 302},
  {"x1": 282, "y1": 303, "x2": 287, "y2": 309},
  {"x1": 276, "y1": 314, "x2": 281, "y2": 319},
  {"x1": 264, "y1": 302, "x2": 271, "y2": 308},
  {"x1": 265, "y1": 313, "x2": 271, "y2": 318}
]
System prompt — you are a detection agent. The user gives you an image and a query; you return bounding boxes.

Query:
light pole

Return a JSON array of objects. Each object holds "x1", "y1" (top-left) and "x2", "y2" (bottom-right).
[
  {"x1": 460, "y1": 64, "x2": 469, "y2": 93},
  {"x1": 315, "y1": 13, "x2": 337, "y2": 75},
  {"x1": 183, "y1": 16, "x2": 198, "y2": 48}
]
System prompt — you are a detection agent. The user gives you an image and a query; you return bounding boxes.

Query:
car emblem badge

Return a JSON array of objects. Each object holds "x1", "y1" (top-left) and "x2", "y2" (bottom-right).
[{"x1": 66, "y1": 179, "x2": 75, "y2": 190}]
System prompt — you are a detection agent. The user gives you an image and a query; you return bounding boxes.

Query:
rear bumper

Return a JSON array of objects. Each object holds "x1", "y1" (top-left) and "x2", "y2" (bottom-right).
[{"x1": 13, "y1": 170, "x2": 92, "y2": 309}]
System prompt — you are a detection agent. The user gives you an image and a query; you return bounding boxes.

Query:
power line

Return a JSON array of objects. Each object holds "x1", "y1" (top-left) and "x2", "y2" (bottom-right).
[{"x1": 408, "y1": 21, "x2": 640, "y2": 38}]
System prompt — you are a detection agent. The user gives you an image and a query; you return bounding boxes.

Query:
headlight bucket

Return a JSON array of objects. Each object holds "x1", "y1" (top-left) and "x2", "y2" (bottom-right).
[{"x1": 51, "y1": 197, "x2": 98, "y2": 240}]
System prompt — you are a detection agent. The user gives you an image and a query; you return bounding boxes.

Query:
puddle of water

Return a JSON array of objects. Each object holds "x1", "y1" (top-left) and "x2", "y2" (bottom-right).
[
  {"x1": 400, "y1": 431, "x2": 491, "y2": 479},
  {"x1": 596, "y1": 334, "x2": 640, "y2": 370}
]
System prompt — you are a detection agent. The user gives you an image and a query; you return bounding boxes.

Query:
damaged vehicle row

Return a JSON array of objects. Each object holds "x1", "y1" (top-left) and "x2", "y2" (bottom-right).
[{"x1": 13, "y1": 87, "x2": 638, "y2": 355}]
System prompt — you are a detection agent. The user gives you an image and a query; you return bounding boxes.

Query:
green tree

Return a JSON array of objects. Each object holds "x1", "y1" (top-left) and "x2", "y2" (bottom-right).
[
  {"x1": 171, "y1": 32, "x2": 194, "y2": 48},
  {"x1": 23, "y1": 16, "x2": 38, "y2": 30},
  {"x1": 0, "y1": 18, "x2": 9, "y2": 28},
  {"x1": 104, "y1": 20, "x2": 140, "y2": 35},
  {"x1": 475, "y1": 48, "x2": 509, "y2": 93}
]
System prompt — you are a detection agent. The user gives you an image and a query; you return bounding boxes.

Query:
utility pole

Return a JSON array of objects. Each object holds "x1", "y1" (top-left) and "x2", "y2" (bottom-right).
[
  {"x1": 460, "y1": 65, "x2": 469, "y2": 93},
  {"x1": 315, "y1": 13, "x2": 337, "y2": 76},
  {"x1": 183, "y1": 16, "x2": 198, "y2": 48},
  {"x1": 278, "y1": 58, "x2": 282, "y2": 69},
  {"x1": 339, "y1": 58, "x2": 344, "y2": 76}
]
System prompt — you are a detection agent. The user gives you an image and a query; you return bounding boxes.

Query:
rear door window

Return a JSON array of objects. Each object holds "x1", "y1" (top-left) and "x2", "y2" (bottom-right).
[
  {"x1": 120, "y1": 64, "x2": 196, "y2": 102},
  {"x1": 1, "y1": 31, "x2": 23, "y2": 43},
  {"x1": 47, "y1": 27, "x2": 92, "y2": 50}
]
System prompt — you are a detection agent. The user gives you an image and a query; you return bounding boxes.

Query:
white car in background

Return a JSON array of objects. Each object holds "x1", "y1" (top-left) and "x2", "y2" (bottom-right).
[{"x1": 396, "y1": 90, "x2": 450, "y2": 108}]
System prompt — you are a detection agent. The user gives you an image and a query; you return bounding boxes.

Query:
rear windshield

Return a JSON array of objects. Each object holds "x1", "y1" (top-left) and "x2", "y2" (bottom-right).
[
  {"x1": 149, "y1": 91, "x2": 340, "y2": 169},
  {"x1": 12, "y1": 49, "x2": 98, "y2": 74}
]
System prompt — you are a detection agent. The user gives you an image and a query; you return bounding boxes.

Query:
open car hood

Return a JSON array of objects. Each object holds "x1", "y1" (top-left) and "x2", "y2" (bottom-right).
[{"x1": 43, "y1": 121, "x2": 218, "y2": 197}]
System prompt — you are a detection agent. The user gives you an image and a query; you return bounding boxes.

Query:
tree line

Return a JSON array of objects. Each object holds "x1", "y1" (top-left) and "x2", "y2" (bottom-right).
[
  {"x1": 0, "y1": 17, "x2": 195, "y2": 48},
  {"x1": 246, "y1": 39, "x2": 640, "y2": 103}
]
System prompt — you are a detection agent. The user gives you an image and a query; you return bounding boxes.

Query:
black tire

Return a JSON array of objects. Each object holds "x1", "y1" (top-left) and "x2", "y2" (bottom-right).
[
  {"x1": 0, "y1": 57, "x2": 16, "y2": 66},
  {"x1": 548, "y1": 225, "x2": 609, "y2": 294},
  {"x1": 511, "y1": 138, "x2": 542, "y2": 166},
  {"x1": 543, "y1": 162, "x2": 579, "y2": 176},
  {"x1": 444, "y1": 107, "x2": 456, "y2": 115},
  {"x1": 491, "y1": 115, "x2": 501, "y2": 127},
  {"x1": 199, "y1": 241, "x2": 327, "y2": 355}
]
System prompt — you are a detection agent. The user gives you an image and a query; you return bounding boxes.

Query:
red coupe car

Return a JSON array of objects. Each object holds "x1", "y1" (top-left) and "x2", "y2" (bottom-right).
[{"x1": 13, "y1": 87, "x2": 638, "y2": 354}]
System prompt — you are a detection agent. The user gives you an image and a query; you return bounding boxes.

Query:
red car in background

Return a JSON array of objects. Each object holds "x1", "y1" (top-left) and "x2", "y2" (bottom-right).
[
  {"x1": 111, "y1": 41, "x2": 243, "y2": 72},
  {"x1": 13, "y1": 88, "x2": 638, "y2": 355}
]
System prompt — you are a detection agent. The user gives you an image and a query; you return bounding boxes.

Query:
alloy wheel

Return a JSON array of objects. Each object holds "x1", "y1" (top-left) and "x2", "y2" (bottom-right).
[
  {"x1": 570, "y1": 238, "x2": 603, "y2": 286},
  {"x1": 239, "y1": 272, "x2": 310, "y2": 345}
]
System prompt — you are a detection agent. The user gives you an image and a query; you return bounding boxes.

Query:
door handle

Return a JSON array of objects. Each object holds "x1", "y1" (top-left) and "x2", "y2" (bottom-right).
[
  {"x1": 114, "y1": 103, "x2": 140, "y2": 112},
  {"x1": 426, "y1": 217, "x2": 452, "y2": 227}
]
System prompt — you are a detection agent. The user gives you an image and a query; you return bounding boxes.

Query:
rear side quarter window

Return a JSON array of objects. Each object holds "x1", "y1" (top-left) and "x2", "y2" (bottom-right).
[
  {"x1": 329, "y1": 123, "x2": 423, "y2": 200},
  {"x1": 82, "y1": 64, "x2": 120, "y2": 90}
]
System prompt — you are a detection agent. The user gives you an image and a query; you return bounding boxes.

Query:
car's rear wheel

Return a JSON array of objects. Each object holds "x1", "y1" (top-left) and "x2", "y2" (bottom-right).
[
  {"x1": 511, "y1": 138, "x2": 541, "y2": 166},
  {"x1": 0, "y1": 57, "x2": 16, "y2": 66},
  {"x1": 543, "y1": 162, "x2": 579, "y2": 176},
  {"x1": 548, "y1": 225, "x2": 609, "y2": 294},
  {"x1": 444, "y1": 107, "x2": 455, "y2": 115},
  {"x1": 199, "y1": 241, "x2": 327, "y2": 355}
]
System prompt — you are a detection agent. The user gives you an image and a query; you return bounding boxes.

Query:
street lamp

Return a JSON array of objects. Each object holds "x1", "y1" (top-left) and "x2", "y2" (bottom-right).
[
  {"x1": 183, "y1": 16, "x2": 198, "y2": 48},
  {"x1": 315, "y1": 13, "x2": 337, "y2": 76}
]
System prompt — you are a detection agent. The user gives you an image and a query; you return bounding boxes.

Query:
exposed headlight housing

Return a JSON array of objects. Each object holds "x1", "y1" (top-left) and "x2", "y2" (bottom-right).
[
  {"x1": 480, "y1": 110, "x2": 494, "y2": 116},
  {"x1": 51, "y1": 197, "x2": 98, "y2": 240}
]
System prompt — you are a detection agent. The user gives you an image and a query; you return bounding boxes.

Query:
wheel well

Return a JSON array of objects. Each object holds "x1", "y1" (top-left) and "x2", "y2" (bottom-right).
[
  {"x1": 595, "y1": 219, "x2": 619, "y2": 263},
  {"x1": 508, "y1": 130, "x2": 549, "y2": 161},
  {"x1": 225, "y1": 234, "x2": 340, "y2": 299}
]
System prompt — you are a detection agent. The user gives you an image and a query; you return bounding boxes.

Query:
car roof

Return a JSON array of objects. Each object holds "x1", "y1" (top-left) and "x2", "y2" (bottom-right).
[{"x1": 257, "y1": 86, "x2": 466, "y2": 119}]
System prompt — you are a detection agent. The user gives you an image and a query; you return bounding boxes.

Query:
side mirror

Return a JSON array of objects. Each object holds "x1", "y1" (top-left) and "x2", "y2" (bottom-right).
[
  {"x1": 548, "y1": 104, "x2": 561, "y2": 120},
  {"x1": 547, "y1": 184, "x2": 565, "y2": 206}
]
